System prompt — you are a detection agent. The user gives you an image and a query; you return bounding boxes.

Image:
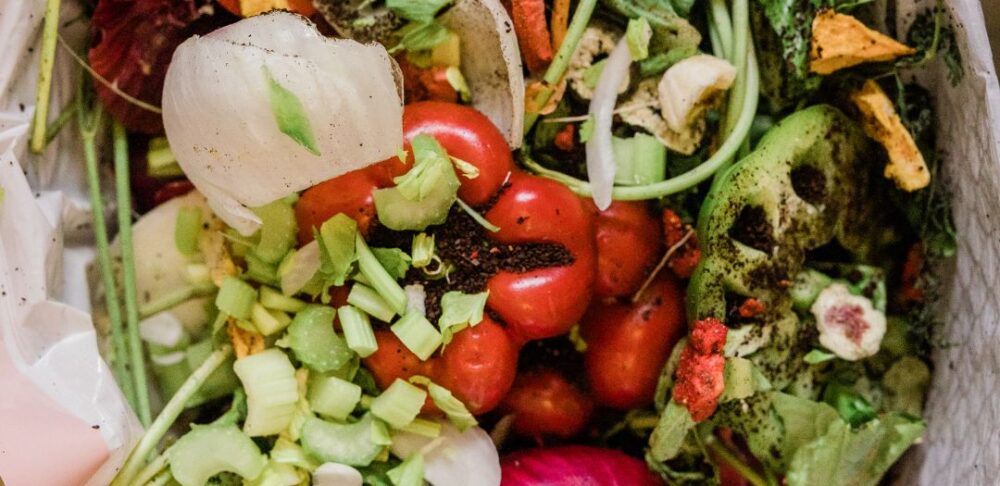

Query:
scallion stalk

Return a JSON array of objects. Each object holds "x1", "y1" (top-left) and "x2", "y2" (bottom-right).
[
  {"x1": 338, "y1": 304, "x2": 379, "y2": 358},
  {"x1": 356, "y1": 234, "x2": 408, "y2": 315},
  {"x1": 347, "y1": 284, "x2": 397, "y2": 323},
  {"x1": 370, "y1": 379, "x2": 427, "y2": 429},
  {"x1": 114, "y1": 120, "x2": 151, "y2": 426}
]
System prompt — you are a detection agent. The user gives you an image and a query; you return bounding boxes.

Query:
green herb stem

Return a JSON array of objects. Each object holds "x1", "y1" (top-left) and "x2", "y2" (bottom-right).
[
  {"x1": 30, "y1": 0, "x2": 62, "y2": 154},
  {"x1": 523, "y1": 0, "x2": 599, "y2": 133},
  {"x1": 114, "y1": 121, "x2": 151, "y2": 427},
  {"x1": 44, "y1": 98, "x2": 77, "y2": 146},
  {"x1": 79, "y1": 94, "x2": 135, "y2": 407},
  {"x1": 111, "y1": 345, "x2": 234, "y2": 486}
]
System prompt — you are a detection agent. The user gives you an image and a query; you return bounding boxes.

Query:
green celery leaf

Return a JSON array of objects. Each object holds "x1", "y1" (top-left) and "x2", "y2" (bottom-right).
[
  {"x1": 387, "y1": 0, "x2": 451, "y2": 23},
  {"x1": 437, "y1": 291, "x2": 489, "y2": 344},
  {"x1": 264, "y1": 66, "x2": 320, "y2": 156},
  {"x1": 372, "y1": 248, "x2": 412, "y2": 280},
  {"x1": 392, "y1": 21, "x2": 450, "y2": 54}
]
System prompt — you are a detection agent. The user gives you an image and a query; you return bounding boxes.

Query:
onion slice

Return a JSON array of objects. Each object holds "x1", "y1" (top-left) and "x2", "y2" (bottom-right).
[
  {"x1": 391, "y1": 421, "x2": 501, "y2": 486},
  {"x1": 162, "y1": 11, "x2": 404, "y2": 235},
  {"x1": 585, "y1": 38, "x2": 631, "y2": 210},
  {"x1": 439, "y1": 0, "x2": 524, "y2": 148}
]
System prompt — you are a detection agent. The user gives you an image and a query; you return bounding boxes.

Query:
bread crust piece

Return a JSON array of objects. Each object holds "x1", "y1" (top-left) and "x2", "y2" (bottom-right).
[{"x1": 809, "y1": 9, "x2": 916, "y2": 75}]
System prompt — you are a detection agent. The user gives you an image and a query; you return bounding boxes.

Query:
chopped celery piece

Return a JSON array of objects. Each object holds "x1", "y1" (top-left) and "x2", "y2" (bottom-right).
[
  {"x1": 370, "y1": 378, "x2": 427, "y2": 429},
  {"x1": 175, "y1": 206, "x2": 203, "y2": 256},
  {"x1": 347, "y1": 285, "x2": 397, "y2": 323},
  {"x1": 279, "y1": 240, "x2": 321, "y2": 297},
  {"x1": 374, "y1": 136, "x2": 460, "y2": 231},
  {"x1": 309, "y1": 373, "x2": 362, "y2": 420},
  {"x1": 371, "y1": 416, "x2": 393, "y2": 446},
  {"x1": 386, "y1": 453, "x2": 424, "y2": 486},
  {"x1": 612, "y1": 133, "x2": 666, "y2": 186},
  {"x1": 428, "y1": 382, "x2": 477, "y2": 431},
  {"x1": 270, "y1": 437, "x2": 319, "y2": 471},
  {"x1": 411, "y1": 233, "x2": 435, "y2": 269},
  {"x1": 251, "y1": 200, "x2": 297, "y2": 264},
  {"x1": 318, "y1": 214, "x2": 358, "y2": 286},
  {"x1": 372, "y1": 248, "x2": 411, "y2": 280},
  {"x1": 300, "y1": 414, "x2": 385, "y2": 467},
  {"x1": 183, "y1": 339, "x2": 239, "y2": 407},
  {"x1": 338, "y1": 305, "x2": 379, "y2": 357},
  {"x1": 312, "y1": 463, "x2": 364, "y2": 485},
  {"x1": 245, "y1": 462, "x2": 304, "y2": 486},
  {"x1": 245, "y1": 253, "x2": 279, "y2": 286},
  {"x1": 260, "y1": 286, "x2": 307, "y2": 313},
  {"x1": 167, "y1": 424, "x2": 266, "y2": 486},
  {"x1": 401, "y1": 417, "x2": 442, "y2": 438},
  {"x1": 357, "y1": 235, "x2": 408, "y2": 315},
  {"x1": 146, "y1": 137, "x2": 183, "y2": 178},
  {"x1": 216, "y1": 277, "x2": 257, "y2": 320},
  {"x1": 391, "y1": 313, "x2": 442, "y2": 361},
  {"x1": 233, "y1": 349, "x2": 299, "y2": 436},
  {"x1": 287, "y1": 305, "x2": 354, "y2": 372},
  {"x1": 437, "y1": 290, "x2": 488, "y2": 345},
  {"x1": 251, "y1": 302, "x2": 289, "y2": 336}
]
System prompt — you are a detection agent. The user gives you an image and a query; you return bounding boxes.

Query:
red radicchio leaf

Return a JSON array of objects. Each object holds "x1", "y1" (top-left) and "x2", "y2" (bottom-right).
[{"x1": 88, "y1": 0, "x2": 234, "y2": 134}]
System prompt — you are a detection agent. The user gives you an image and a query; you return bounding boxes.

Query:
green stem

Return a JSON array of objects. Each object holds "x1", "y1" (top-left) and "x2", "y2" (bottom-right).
[
  {"x1": 30, "y1": 0, "x2": 62, "y2": 154},
  {"x1": 132, "y1": 450, "x2": 169, "y2": 486},
  {"x1": 145, "y1": 471, "x2": 173, "y2": 486},
  {"x1": 703, "y1": 435, "x2": 773, "y2": 486},
  {"x1": 139, "y1": 283, "x2": 217, "y2": 319},
  {"x1": 114, "y1": 121, "x2": 151, "y2": 427},
  {"x1": 79, "y1": 91, "x2": 135, "y2": 407},
  {"x1": 708, "y1": 0, "x2": 734, "y2": 61},
  {"x1": 44, "y1": 99, "x2": 77, "y2": 146},
  {"x1": 111, "y1": 345, "x2": 234, "y2": 486},
  {"x1": 523, "y1": 0, "x2": 599, "y2": 133}
]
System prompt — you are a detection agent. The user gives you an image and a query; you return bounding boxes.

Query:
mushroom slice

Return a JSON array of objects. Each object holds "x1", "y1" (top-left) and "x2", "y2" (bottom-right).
[{"x1": 439, "y1": 0, "x2": 525, "y2": 148}]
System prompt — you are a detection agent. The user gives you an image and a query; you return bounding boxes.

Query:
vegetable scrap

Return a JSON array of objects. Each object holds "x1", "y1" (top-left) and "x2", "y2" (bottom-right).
[
  {"x1": 809, "y1": 9, "x2": 916, "y2": 75},
  {"x1": 851, "y1": 79, "x2": 931, "y2": 191}
]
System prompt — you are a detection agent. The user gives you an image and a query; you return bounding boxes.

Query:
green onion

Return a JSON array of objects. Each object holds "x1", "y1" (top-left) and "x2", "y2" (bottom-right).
[
  {"x1": 391, "y1": 313, "x2": 442, "y2": 361},
  {"x1": 386, "y1": 453, "x2": 424, "y2": 486},
  {"x1": 167, "y1": 425, "x2": 267, "y2": 486},
  {"x1": 411, "y1": 233, "x2": 435, "y2": 269},
  {"x1": 250, "y1": 302, "x2": 288, "y2": 336},
  {"x1": 300, "y1": 414, "x2": 386, "y2": 467},
  {"x1": 287, "y1": 305, "x2": 355, "y2": 372},
  {"x1": 318, "y1": 214, "x2": 358, "y2": 286},
  {"x1": 146, "y1": 137, "x2": 183, "y2": 178},
  {"x1": 29, "y1": 0, "x2": 61, "y2": 154},
  {"x1": 216, "y1": 277, "x2": 257, "y2": 320},
  {"x1": 372, "y1": 248, "x2": 412, "y2": 280},
  {"x1": 251, "y1": 200, "x2": 297, "y2": 265},
  {"x1": 259, "y1": 286, "x2": 307, "y2": 313},
  {"x1": 625, "y1": 17, "x2": 652, "y2": 61},
  {"x1": 357, "y1": 234, "x2": 409, "y2": 315},
  {"x1": 347, "y1": 285, "x2": 397, "y2": 323},
  {"x1": 401, "y1": 418, "x2": 442, "y2": 438},
  {"x1": 233, "y1": 348, "x2": 299, "y2": 437},
  {"x1": 437, "y1": 290, "x2": 488, "y2": 345},
  {"x1": 174, "y1": 206, "x2": 203, "y2": 256},
  {"x1": 308, "y1": 373, "x2": 363, "y2": 420},
  {"x1": 455, "y1": 198, "x2": 500, "y2": 232},
  {"x1": 370, "y1": 379, "x2": 427, "y2": 429},
  {"x1": 612, "y1": 134, "x2": 667, "y2": 186},
  {"x1": 428, "y1": 383, "x2": 477, "y2": 431},
  {"x1": 339, "y1": 305, "x2": 380, "y2": 358}
]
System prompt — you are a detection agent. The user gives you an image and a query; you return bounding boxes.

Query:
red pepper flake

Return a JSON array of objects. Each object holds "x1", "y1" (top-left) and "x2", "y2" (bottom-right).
[
  {"x1": 898, "y1": 243, "x2": 925, "y2": 306},
  {"x1": 554, "y1": 124, "x2": 576, "y2": 151},
  {"x1": 673, "y1": 318, "x2": 727, "y2": 422},
  {"x1": 737, "y1": 298, "x2": 765, "y2": 319},
  {"x1": 509, "y1": 0, "x2": 554, "y2": 74},
  {"x1": 662, "y1": 209, "x2": 701, "y2": 278}
]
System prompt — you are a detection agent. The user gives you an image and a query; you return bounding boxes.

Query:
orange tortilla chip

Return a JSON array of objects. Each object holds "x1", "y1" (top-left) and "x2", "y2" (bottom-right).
[
  {"x1": 810, "y1": 10, "x2": 916, "y2": 75},
  {"x1": 851, "y1": 80, "x2": 930, "y2": 192}
]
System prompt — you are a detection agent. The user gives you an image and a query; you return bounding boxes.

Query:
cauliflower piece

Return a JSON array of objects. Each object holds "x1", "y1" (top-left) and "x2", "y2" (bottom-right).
[
  {"x1": 809, "y1": 10, "x2": 916, "y2": 75},
  {"x1": 851, "y1": 79, "x2": 930, "y2": 191},
  {"x1": 566, "y1": 24, "x2": 629, "y2": 100},
  {"x1": 810, "y1": 283, "x2": 887, "y2": 361},
  {"x1": 618, "y1": 54, "x2": 735, "y2": 155}
]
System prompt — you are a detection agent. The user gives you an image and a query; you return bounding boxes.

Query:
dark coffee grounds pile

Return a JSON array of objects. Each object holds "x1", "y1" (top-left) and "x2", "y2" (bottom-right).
[{"x1": 368, "y1": 204, "x2": 574, "y2": 322}]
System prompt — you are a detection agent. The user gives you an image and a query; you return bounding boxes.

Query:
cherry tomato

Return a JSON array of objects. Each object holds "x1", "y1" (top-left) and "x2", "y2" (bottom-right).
[
  {"x1": 295, "y1": 166, "x2": 383, "y2": 243},
  {"x1": 486, "y1": 172, "x2": 596, "y2": 342},
  {"x1": 364, "y1": 317, "x2": 518, "y2": 415},
  {"x1": 591, "y1": 201, "x2": 662, "y2": 298},
  {"x1": 581, "y1": 274, "x2": 686, "y2": 409},
  {"x1": 499, "y1": 369, "x2": 594, "y2": 440}
]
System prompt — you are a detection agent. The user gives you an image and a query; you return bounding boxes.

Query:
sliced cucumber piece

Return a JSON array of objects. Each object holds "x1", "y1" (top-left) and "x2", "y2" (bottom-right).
[{"x1": 167, "y1": 424, "x2": 266, "y2": 486}]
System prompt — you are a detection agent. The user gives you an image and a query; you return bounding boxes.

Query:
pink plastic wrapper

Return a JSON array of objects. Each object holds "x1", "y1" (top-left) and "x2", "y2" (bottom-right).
[{"x1": 0, "y1": 0, "x2": 998, "y2": 484}]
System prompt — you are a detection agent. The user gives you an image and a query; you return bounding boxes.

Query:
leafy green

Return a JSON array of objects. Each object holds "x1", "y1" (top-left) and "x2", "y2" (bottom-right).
[
  {"x1": 903, "y1": 5, "x2": 964, "y2": 86},
  {"x1": 823, "y1": 383, "x2": 878, "y2": 427},
  {"x1": 648, "y1": 400, "x2": 695, "y2": 461},
  {"x1": 316, "y1": 214, "x2": 358, "y2": 287},
  {"x1": 771, "y1": 392, "x2": 841, "y2": 460},
  {"x1": 263, "y1": 66, "x2": 320, "y2": 156},
  {"x1": 785, "y1": 413, "x2": 925, "y2": 486},
  {"x1": 391, "y1": 21, "x2": 451, "y2": 54},
  {"x1": 387, "y1": 0, "x2": 451, "y2": 23},
  {"x1": 601, "y1": 0, "x2": 701, "y2": 51},
  {"x1": 638, "y1": 45, "x2": 699, "y2": 77},
  {"x1": 372, "y1": 248, "x2": 412, "y2": 280},
  {"x1": 437, "y1": 291, "x2": 489, "y2": 344},
  {"x1": 803, "y1": 349, "x2": 836, "y2": 364}
]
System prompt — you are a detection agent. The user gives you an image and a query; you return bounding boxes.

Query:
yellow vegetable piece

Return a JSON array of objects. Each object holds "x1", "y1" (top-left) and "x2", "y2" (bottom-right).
[
  {"x1": 228, "y1": 319, "x2": 266, "y2": 359},
  {"x1": 850, "y1": 80, "x2": 929, "y2": 192},
  {"x1": 809, "y1": 9, "x2": 916, "y2": 75}
]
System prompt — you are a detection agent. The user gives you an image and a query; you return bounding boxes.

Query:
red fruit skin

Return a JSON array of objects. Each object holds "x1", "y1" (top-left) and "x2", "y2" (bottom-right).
[
  {"x1": 591, "y1": 201, "x2": 663, "y2": 298},
  {"x1": 295, "y1": 167, "x2": 384, "y2": 244},
  {"x1": 500, "y1": 369, "x2": 594, "y2": 440},
  {"x1": 581, "y1": 274, "x2": 686, "y2": 410},
  {"x1": 501, "y1": 446, "x2": 665, "y2": 486},
  {"x1": 486, "y1": 172, "x2": 596, "y2": 342},
  {"x1": 364, "y1": 317, "x2": 518, "y2": 415}
]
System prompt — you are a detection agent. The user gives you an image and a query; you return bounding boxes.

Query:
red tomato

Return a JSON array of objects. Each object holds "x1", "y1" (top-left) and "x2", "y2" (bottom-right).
[
  {"x1": 364, "y1": 317, "x2": 518, "y2": 415},
  {"x1": 591, "y1": 201, "x2": 662, "y2": 298},
  {"x1": 499, "y1": 369, "x2": 594, "y2": 440},
  {"x1": 486, "y1": 172, "x2": 596, "y2": 342},
  {"x1": 403, "y1": 101, "x2": 514, "y2": 206},
  {"x1": 581, "y1": 274, "x2": 686, "y2": 409},
  {"x1": 295, "y1": 166, "x2": 384, "y2": 244}
]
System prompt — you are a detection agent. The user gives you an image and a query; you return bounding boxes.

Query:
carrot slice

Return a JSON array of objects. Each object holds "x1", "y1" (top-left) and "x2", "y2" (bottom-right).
[{"x1": 511, "y1": 0, "x2": 554, "y2": 74}]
